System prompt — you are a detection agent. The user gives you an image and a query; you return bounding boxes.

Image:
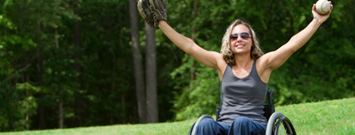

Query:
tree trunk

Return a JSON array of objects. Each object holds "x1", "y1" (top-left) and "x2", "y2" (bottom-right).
[
  {"x1": 145, "y1": 23, "x2": 158, "y2": 123},
  {"x1": 110, "y1": 34, "x2": 117, "y2": 125},
  {"x1": 55, "y1": 28, "x2": 64, "y2": 129},
  {"x1": 58, "y1": 87, "x2": 64, "y2": 128},
  {"x1": 129, "y1": 0, "x2": 147, "y2": 123},
  {"x1": 73, "y1": 0, "x2": 83, "y2": 126},
  {"x1": 36, "y1": 20, "x2": 46, "y2": 129},
  {"x1": 24, "y1": 74, "x2": 30, "y2": 130}
]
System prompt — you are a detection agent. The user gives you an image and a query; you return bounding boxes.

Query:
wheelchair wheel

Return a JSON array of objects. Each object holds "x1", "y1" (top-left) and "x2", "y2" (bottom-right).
[
  {"x1": 189, "y1": 115, "x2": 214, "y2": 135},
  {"x1": 274, "y1": 116, "x2": 296, "y2": 135},
  {"x1": 266, "y1": 112, "x2": 296, "y2": 135}
]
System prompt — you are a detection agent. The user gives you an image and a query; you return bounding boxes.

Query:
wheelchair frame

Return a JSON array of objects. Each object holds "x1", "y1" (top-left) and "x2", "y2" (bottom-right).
[{"x1": 189, "y1": 89, "x2": 296, "y2": 135}]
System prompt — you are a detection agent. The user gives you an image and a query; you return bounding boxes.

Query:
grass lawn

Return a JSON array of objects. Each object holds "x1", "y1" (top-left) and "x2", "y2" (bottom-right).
[
  {"x1": 1, "y1": 98, "x2": 354, "y2": 135},
  {"x1": 277, "y1": 98, "x2": 355, "y2": 135}
]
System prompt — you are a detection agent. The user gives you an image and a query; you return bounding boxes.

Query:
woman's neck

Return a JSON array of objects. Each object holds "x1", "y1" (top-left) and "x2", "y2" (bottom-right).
[{"x1": 234, "y1": 53, "x2": 253, "y2": 68}]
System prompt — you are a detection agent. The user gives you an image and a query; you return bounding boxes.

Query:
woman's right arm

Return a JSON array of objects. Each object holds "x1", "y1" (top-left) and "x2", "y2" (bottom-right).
[{"x1": 158, "y1": 21, "x2": 221, "y2": 69}]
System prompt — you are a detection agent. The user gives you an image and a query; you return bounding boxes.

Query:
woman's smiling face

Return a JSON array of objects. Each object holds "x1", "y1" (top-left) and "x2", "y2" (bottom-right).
[{"x1": 230, "y1": 24, "x2": 253, "y2": 55}]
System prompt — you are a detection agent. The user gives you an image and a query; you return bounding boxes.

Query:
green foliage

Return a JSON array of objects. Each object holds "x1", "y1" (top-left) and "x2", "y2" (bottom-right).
[
  {"x1": 173, "y1": 62, "x2": 219, "y2": 120},
  {"x1": 268, "y1": 0, "x2": 355, "y2": 105},
  {"x1": 14, "y1": 83, "x2": 39, "y2": 130},
  {"x1": 0, "y1": 82, "x2": 40, "y2": 131},
  {"x1": 0, "y1": 0, "x2": 138, "y2": 131},
  {"x1": 0, "y1": 3, "x2": 40, "y2": 131}
]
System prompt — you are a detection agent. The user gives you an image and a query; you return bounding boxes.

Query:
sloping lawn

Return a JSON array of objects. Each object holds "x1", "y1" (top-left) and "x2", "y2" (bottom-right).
[{"x1": 1, "y1": 98, "x2": 354, "y2": 135}]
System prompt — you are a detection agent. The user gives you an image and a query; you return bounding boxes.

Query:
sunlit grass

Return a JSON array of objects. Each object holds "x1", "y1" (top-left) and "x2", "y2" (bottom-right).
[
  {"x1": 1, "y1": 98, "x2": 354, "y2": 135},
  {"x1": 277, "y1": 98, "x2": 355, "y2": 135}
]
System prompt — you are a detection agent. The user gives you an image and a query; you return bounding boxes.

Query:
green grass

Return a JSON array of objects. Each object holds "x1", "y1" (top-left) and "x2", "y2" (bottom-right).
[
  {"x1": 277, "y1": 98, "x2": 355, "y2": 135},
  {"x1": 1, "y1": 98, "x2": 354, "y2": 135}
]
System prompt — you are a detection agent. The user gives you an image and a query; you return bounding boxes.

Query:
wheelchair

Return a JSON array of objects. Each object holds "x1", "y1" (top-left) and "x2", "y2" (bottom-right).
[{"x1": 189, "y1": 89, "x2": 296, "y2": 135}]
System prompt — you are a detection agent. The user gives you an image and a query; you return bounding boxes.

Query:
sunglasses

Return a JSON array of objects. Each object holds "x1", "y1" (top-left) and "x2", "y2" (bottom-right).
[{"x1": 230, "y1": 32, "x2": 251, "y2": 40}]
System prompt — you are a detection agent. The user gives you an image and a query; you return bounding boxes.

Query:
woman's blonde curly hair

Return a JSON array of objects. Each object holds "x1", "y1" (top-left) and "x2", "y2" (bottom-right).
[{"x1": 220, "y1": 19, "x2": 264, "y2": 66}]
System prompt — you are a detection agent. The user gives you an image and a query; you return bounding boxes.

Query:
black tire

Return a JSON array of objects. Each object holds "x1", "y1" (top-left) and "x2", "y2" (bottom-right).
[
  {"x1": 266, "y1": 112, "x2": 296, "y2": 135},
  {"x1": 273, "y1": 116, "x2": 296, "y2": 135}
]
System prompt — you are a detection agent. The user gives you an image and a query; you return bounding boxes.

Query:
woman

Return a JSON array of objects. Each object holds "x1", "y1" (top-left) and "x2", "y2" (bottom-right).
[{"x1": 158, "y1": 2, "x2": 333, "y2": 135}]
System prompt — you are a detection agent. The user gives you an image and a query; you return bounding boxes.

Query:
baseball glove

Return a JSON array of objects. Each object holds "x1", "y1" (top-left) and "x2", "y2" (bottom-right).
[{"x1": 137, "y1": 0, "x2": 167, "y2": 29}]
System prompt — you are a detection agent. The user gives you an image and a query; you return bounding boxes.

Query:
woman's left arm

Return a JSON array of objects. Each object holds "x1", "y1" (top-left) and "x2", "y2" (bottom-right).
[{"x1": 261, "y1": 2, "x2": 333, "y2": 70}]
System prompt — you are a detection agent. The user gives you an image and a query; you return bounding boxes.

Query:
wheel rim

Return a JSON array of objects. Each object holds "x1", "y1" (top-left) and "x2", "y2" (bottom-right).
[{"x1": 274, "y1": 117, "x2": 296, "y2": 135}]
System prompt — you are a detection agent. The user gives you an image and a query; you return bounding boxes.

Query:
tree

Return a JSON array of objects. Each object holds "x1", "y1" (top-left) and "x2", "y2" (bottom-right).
[
  {"x1": 129, "y1": 0, "x2": 147, "y2": 123},
  {"x1": 145, "y1": 23, "x2": 158, "y2": 123},
  {"x1": 72, "y1": 0, "x2": 85, "y2": 127}
]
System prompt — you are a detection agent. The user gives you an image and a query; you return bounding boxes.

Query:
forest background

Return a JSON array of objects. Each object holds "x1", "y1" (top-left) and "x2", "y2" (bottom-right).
[{"x1": 0, "y1": 0, "x2": 354, "y2": 131}]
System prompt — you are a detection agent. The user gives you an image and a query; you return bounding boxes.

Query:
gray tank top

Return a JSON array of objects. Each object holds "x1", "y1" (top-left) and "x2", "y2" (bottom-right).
[{"x1": 218, "y1": 61, "x2": 267, "y2": 125}]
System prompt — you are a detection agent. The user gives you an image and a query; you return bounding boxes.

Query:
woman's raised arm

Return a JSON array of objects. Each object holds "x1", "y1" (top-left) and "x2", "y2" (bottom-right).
[{"x1": 260, "y1": 3, "x2": 333, "y2": 71}]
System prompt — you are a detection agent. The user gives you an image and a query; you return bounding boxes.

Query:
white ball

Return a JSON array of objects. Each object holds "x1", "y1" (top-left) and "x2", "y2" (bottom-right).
[{"x1": 316, "y1": 0, "x2": 331, "y2": 15}]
